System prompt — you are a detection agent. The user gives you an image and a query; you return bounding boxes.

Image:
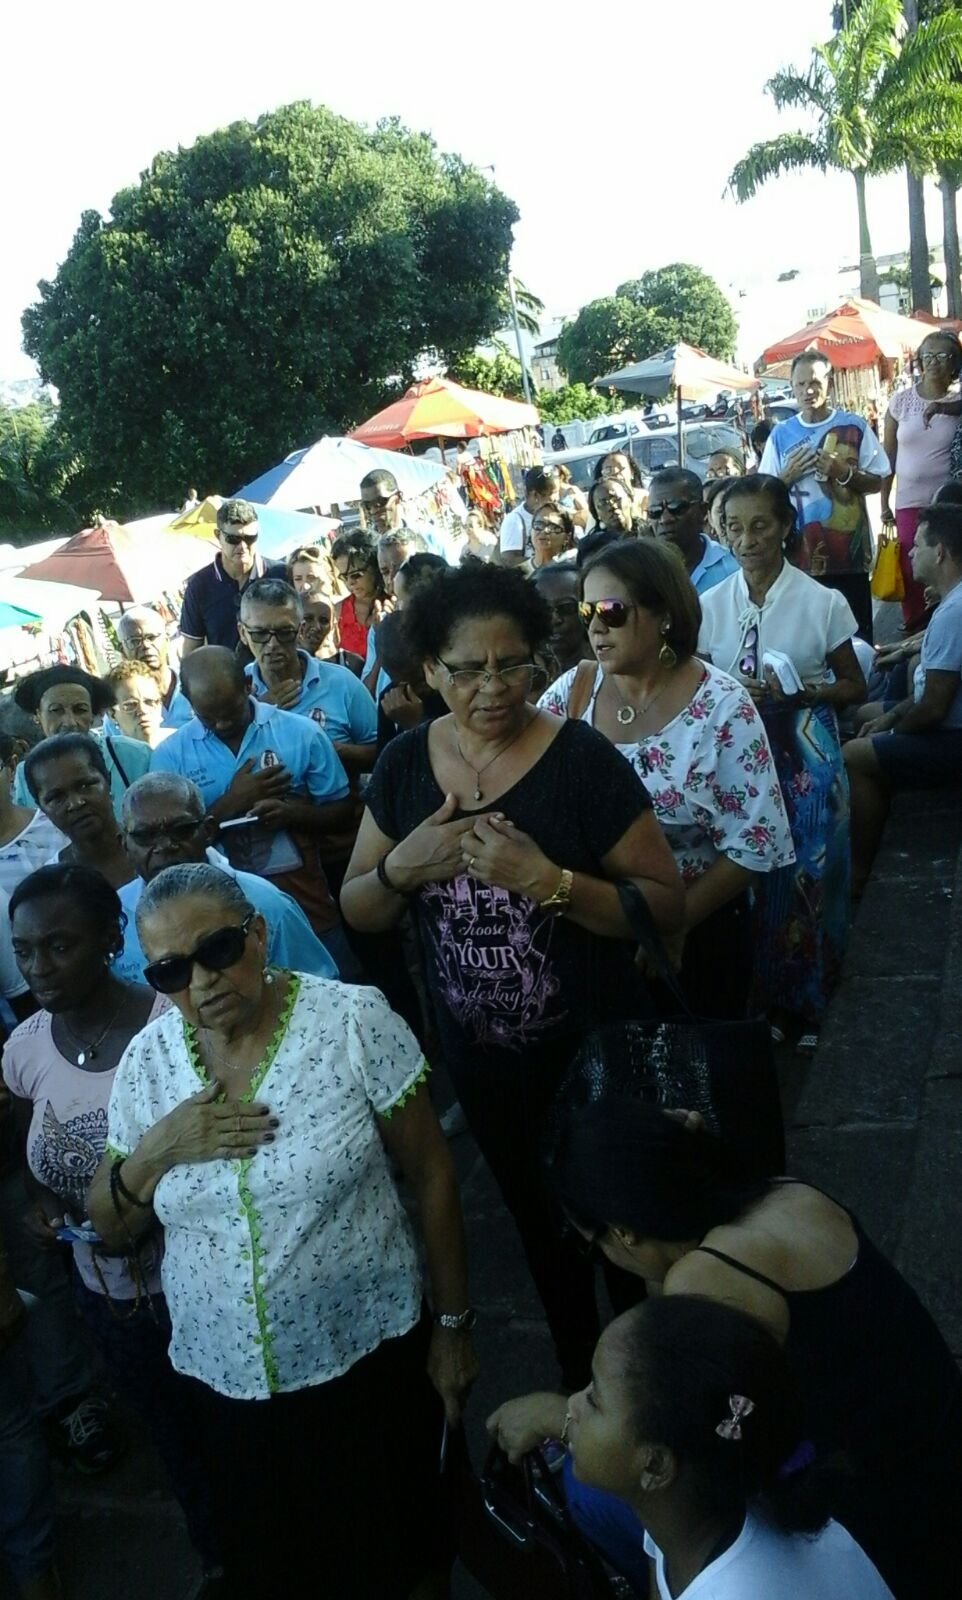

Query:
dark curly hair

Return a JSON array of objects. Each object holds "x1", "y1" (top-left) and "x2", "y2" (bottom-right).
[
  {"x1": 403, "y1": 562, "x2": 552, "y2": 662},
  {"x1": 9, "y1": 863, "x2": 126, "y2": 950},
  {"x1": 719, "y1": 473, "x2": 802, "y2": 557}
]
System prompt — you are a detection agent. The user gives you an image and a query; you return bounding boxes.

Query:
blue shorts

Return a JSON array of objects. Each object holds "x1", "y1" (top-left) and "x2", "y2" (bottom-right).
[{"x1": 871, "y1": 727, "x2": 962, "y2": 789}]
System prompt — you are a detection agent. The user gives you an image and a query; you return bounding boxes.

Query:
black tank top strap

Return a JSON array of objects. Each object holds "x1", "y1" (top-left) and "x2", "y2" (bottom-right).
[{"x1": 693, "y1": 1246, "x2": 788, "y2": 1298}]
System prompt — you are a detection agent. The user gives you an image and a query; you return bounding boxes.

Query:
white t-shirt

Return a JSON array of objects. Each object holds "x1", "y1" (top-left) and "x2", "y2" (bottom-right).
[
  {"x1": 698, "y1": 564, "x2": 857, "y2": 687},
  {"x1": 645, "y1": 1512, "x2": 894, "y2": 1599},
  {"x1": 106, "y1": 974, "x2": 426, "y2": 1400},
  {"x1": 499, "y1": 504, "x2": 535, "y2": 558},
  {"x1": 0, "y1": 810, "x2": 67, "y2": 898}
]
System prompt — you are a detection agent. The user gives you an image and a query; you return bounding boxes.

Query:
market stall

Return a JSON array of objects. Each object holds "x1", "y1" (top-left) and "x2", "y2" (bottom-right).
[
  {"x1": 594, "y1": 343, "x2": 758, "y2": 465},
  {"x1": 758, "y1": 297, "x2": 935, "y2": 409}
]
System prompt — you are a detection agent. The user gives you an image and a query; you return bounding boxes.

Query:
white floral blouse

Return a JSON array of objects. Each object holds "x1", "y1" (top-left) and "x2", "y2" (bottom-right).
[
  {"x1": 106, "y1": 975, "x2": 426, "y2": 1400},
  {"x1": 539, "y1": 662, "x2": 796, "y2": 884}
]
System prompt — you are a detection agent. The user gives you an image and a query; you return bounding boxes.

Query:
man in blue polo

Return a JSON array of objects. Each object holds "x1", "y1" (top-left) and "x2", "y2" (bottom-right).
[
  {"x1": 647, "y1": 468, "x2": 739, "y2": 596},
  {"x1": 239, "y1": 579, "x2": 378, "y2": 778},
  {"x1": 116, "y1": 773, "x2": 343, "y2": 981},
  {"x1": 150, "y1": 646, "x2": 354, "y2": 939},
  {"x1": 179, "y1": 499, "x2": 286, "y2": 654}
]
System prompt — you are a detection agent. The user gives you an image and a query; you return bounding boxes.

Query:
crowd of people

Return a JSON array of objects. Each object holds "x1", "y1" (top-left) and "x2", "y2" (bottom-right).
[{"x1": 0, "y1": 341, "x2": 960, "y2": 1599}]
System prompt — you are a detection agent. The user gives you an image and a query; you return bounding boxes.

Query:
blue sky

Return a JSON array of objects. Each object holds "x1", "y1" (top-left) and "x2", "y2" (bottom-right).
[{"x1": 2, "y1": 0, "x2": 948, "y2": 381}]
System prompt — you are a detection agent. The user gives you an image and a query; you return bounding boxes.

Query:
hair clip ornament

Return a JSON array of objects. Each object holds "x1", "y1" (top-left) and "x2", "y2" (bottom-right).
[{"x1": 715, "y1": 1393, "x2": 754, "y2": 1441}]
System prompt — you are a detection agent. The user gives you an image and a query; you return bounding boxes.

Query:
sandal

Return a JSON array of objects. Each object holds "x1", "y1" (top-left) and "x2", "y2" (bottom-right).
[{"x1": 795, "y1": 1030, "x2": 819, "y2": 1058}]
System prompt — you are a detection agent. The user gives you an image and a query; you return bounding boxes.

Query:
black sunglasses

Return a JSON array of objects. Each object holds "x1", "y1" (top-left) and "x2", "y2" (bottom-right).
[
  {"x1": 125, "y1": 818, "x2": 204, "y2": 849},
  {"x1": 578, "y1": 599, "x2": 634, "y2": 628},
  {"x1": 546, "y1": 598, "x2": 580, "y2": 618},
  {"x1": 244, "y1": 625, "x2": 299, "y2": 644},
  {"x1": 648, "y1": 499, "x2": 695, "y2": 519},
  {"x1": 223, "y1": 531, "x2": 258, "y2": 547},
  {"x1": 143, "y1": 914, "x2": 254, "y2": 995}
]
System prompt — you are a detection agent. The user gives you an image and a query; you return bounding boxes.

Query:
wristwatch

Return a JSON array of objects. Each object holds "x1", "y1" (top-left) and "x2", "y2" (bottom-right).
[
  {"x1": 538, "y1": 867, "x2": 574, "y2": 916},
  {"x1": 435, "y1": 1308, "x2": 477, "y2": 1331}
]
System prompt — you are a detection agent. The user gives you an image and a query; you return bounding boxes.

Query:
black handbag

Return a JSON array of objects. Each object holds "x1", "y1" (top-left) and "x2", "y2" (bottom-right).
[
  {"x1": 556, "y1": 881, "x2": 784, "y2": 1180},
  {"x1": 457, "y1": 1444, "x2": 630, "y2": 1599}
]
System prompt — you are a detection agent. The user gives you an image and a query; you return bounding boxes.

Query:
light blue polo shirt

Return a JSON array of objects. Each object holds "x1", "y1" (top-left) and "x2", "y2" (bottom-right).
[
  {"x1": 246, "y1": 651, "x2": 377, "y2": 746},
  {"x1": 115, "y1": 848, "x2": 338, "y2": 985},
  {"x1": 149, "y1": 698, "x2": 350, "y2": 809},
  {"x1": 161, "y1": 676, "x2": 193, "y2": 729},
  {"x1": 689, "y1": 534, "x2": 740, "y2": 596}
]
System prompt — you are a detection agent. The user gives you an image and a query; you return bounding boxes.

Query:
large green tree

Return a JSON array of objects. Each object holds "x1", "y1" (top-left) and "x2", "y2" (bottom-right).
[
  {"x1": 446, "y1": 344, "x2": 526, "y2": 398},
  {"x1": 534, "y1": 384, "x2": 612, "y2": 424},
  {"x1": 556, "y1": 264, "x2": 737, "y2": 387},
  {"x1": 22, "y1": 103, "x2": 518, "y2": 514},
  {"x1": 729, "y1": 0, "x2": 962, "y2": 301}
]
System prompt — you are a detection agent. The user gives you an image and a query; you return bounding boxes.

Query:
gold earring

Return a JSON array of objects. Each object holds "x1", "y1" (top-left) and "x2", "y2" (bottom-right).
[{"x1": 658, "y1": 633, "x2": 677, "y2": 669}]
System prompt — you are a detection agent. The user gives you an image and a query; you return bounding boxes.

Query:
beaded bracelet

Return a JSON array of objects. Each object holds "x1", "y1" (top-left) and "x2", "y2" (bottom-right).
[{"x1": 113, "y1": 1157, "x2": 152, "y2": 1209}]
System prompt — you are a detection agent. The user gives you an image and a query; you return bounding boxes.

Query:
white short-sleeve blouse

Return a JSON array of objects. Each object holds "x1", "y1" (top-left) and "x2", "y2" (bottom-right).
[
  {"x1": 106, "y1": 975, "x2": 426, "y2": 1400},
  {"x1": 697, "y1": 564, "x2": 857, "y2": 687}
]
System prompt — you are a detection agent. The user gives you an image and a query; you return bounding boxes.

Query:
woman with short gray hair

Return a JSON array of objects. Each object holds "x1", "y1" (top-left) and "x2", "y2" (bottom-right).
[{"x1": 87, "y1": 862, "x2": 475, "y2": 1599}]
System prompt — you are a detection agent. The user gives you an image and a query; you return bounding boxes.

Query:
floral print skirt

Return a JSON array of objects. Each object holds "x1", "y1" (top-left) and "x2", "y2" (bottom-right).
[{"x1": 751, "y1": 701, "x2": 850, "y2": 1024}]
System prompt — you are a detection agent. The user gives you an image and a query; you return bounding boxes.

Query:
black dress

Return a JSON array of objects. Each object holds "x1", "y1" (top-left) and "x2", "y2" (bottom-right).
[
  {"x1": 697, "y1": 1200, "x2": 962, "y2": 1598},
  {"x1": 365, "y1": 718, "x2": 654, "y2": 1385}
]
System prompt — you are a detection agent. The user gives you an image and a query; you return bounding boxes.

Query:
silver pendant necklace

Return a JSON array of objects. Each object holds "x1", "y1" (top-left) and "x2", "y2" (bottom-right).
[
  {"x1": 611, "y1": 675, "x2": 672, "y2": 728},
  {"x1": 456, "y1": 716, "x2": 532, "y2": 802},
  {"x1": 61, "y1": 995, "x2": 128, "y2": 1067}
]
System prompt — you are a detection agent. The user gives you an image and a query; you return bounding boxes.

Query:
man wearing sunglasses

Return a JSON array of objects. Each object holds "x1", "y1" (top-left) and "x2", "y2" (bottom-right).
[
  {"x1": 359, "y1": 469, "x2": 457, "y2": 563},
  {"x1": 239, "y1": 580, "x2": 378, "y2": 776},
  {"x1": 647, "y1": 468, "x2": 738, "y2": 596},
  {"x1": 113, "y1": 773, "x2": 344, "y2": 984},
  {"x1": 151, "y1": 647, "x2": 355, "y2": 938},
  {"x1": 179, "y1": 499, "x2": 286, "y2": 655}
]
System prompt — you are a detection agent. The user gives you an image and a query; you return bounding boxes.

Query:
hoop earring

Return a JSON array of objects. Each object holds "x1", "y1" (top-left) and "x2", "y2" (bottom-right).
[{"x1": 658, "y1": 638, "x2": 677, "y2": 669}]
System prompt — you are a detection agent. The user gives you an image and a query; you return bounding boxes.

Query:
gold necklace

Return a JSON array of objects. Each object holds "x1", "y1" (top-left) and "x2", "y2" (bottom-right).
[
  {"x1": 455, "y1": 715, "x2": 532, "y2": 802},
  {"x1": 610, "y1": 672, "x2": 673, "y2": 728}
]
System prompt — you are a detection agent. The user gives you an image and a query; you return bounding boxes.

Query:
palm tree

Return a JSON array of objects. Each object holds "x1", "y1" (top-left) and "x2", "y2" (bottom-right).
[
  {"x1": 502, "y1": 275, "x2": 544, "y2": 337},
  {"x1": 727, "y1": 0, "x2": 962, "y2": 302}
]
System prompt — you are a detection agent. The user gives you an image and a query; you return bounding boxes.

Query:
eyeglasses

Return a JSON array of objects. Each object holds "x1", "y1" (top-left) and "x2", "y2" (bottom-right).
[
  {"x1": 921, "y1": 350, "x2": 954, "y2": 365},
  {"x1": 739, "y1": 623, "x2": 759, "y2": 679},
  {"x1": 648, "y1": 499, "x2": 695, "y2": 520},
  {"x1": 143, "y1": 914, "x2": 254, "y2": 995},
  {"x1": 244, "y1": 625, "x2": 299, "y2": 645},
  {"x1": 435, "y1": 656, "x2": 546, "y2": 692},
  {"x1": 578, "y1": 599, "x2": 635, "y2": 628},
  {"x1": 118, "y1": 697, "x2": 161, "y2": 715},
  {"x1": 125, "y1": 818, "x2": 204, "y2": 849},
  {"x1": 546, "y1": 598, "x2": 580, "y2": 618},
  {"x1": 126, "y1": 632, "x2": 164, "y2": 646},
  {"x1": 533, "y1": 521, "x2": 566, "y2": 536},
  {"x1": 222, "y1": 531, "x2": 258, "y2": 548}
]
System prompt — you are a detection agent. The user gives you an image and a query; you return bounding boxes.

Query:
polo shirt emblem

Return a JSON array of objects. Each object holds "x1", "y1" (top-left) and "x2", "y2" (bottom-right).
[{"x1": 260, "y1": 749, "x2": 280, "y2": 769}]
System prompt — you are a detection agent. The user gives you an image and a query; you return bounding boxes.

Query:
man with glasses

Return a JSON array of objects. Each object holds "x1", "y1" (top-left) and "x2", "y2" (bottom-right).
[
  {"x1": 647, "y1": 467, "x2": 738, "y2": 595},
  {"x1": 114, "y1": 773, "x2": 340, "y2": 983},
  {"x1": 178, "y1": 499, "x2": 285, "y2": 654},
  {"x1": 239, "y1": 579, "x2": 378, "y2": 776},
  {"x1": 116, "y1": 606, "x2": 191, "y2": 728},
  {"x1": 359, "y1": 469, "x2": 457, "y2": 563}
]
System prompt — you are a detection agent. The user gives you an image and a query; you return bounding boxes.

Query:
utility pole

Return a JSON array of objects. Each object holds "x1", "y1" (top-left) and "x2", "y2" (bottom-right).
[{"x1": 507, "y1": 272, "x2": 533, "y2": 405}]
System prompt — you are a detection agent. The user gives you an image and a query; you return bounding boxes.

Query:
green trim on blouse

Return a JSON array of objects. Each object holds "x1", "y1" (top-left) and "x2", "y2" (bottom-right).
[
  {"x1": 378, "y1": 1058, "x2": 430, "y2": 1119},
  {"x1": 181, "y1": 972, "x2": 300, "y2": 1395}
]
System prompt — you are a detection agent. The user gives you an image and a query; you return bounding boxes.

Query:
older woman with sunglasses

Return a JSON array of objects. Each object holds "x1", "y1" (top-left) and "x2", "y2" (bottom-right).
[
  {"x1": 699, "y1": 475, "x2": 865, "y2": 1054},
  {"x1": 539, "y1": 541, "x2": 793, "y2": 1019},
  {"x1": 88, "y1": 860, "x2": 475, "y2": 1600},
  {"x1": 342, "y1": 563, "x2": 683, "y2": 1389}
]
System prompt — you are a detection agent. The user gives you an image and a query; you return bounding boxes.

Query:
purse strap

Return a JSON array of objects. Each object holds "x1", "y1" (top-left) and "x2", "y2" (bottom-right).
[
  {"x1": 615, "y1": 880, "x2": 695, "y2": 1020},
  {"x1": 565, "y1": 660, "x2": 598, "y2": 722}
]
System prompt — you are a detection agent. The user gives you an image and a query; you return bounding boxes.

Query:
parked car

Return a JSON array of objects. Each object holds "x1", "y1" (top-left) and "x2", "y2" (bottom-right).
[
  {"x1": 764, "y1": 400, "x2": 799, "y2": 423},
  {"x1": 544, "y1": 440, "x2": 652, "y2": 493},
  {"x1": 587, "y1": 412, "x2": 651, "y2": 445},
  {"x1": 627, "y1": 421, "x2": 747, "y2": 482}
]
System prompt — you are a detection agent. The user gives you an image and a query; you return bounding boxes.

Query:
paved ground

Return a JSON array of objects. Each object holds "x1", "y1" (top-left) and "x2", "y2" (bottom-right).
[{"x1": 17, "y1": 596, "x2": 962, "y2": 1599}]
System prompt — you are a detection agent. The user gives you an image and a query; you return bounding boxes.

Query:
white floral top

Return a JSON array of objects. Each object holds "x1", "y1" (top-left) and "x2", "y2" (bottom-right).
[
  {"x1": 106, "y1": 975, "x2": 426, "y2": 1400},
  {"x1": 539, "y1": 663, "x2": 796, "y2": 884}
]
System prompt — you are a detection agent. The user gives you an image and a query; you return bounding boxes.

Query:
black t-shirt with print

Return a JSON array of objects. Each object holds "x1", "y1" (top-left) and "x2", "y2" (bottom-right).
[{"x1": 365, "y1": 718, "x2": 653, "y2": 1076}]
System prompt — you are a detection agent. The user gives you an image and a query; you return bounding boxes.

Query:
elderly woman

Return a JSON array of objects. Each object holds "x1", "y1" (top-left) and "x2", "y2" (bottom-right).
[
  {"x1": 3, "y1": 864, "x2": 216, "y2": 1572},
  {"x1": 699, "y1": 475, "x2": 865, "y2": 1053},
  {"x1": 539, "y1": 541, "x2": 794, "y2": 1018},
  {"x1": 492, "y1": 1098, "x2": 962, "y2": 1597},
  {"x1": 588, "y1": 477, "x2": 648, "y2": 541},
  {"x1": 12, "y1": 665, "x2": 150, "y2": 817},
  {"x1": 591, "y1": 450, "x2": 649, "y2": 522},
  {"x1": 341, "y1": 563, "x2": 683, "y2": 1386},
  {"x1": 881, "y1": 330, "x2": 962, "y2": 629},
  {"x1": 104, "y1": 661, "x2": 168, "y2": 748},
  {"x1": 87, "y1": 862, "x2": 475, "y2": 1600}
]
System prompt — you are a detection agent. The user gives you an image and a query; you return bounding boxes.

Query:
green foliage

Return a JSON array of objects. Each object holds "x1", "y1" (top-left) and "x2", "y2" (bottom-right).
[
  {"x1": 555, "y1": 264, "x2": 737, "y2": 387},
  {"x1": 22, "y1": 103, "x2": 519, "y2": 515},
  {"x1": 533, "y1": 384, "x2": 612, "y2": 424},
  {"x1": 446, "y1": 347, "x2": 525, "y2": 398},
  {"x1": 0, "y1": 399, "x2": 83, "y2": 541},
  {"x1": 728, "y1": 0, "x2": 962, "y2": 298},
  {"x1": 500, "y1": 276, "x2": 544, "y2": 337}
]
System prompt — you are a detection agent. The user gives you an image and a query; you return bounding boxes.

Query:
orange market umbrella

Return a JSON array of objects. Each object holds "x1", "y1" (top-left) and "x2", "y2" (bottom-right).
[
  {"x1": 349, "y1": 376, "x2": 539, "y2": 450},
  {"x1": 25, "y1": 520, "x2": 211, "y2": 605},
  {"x1": 759, "y1": 297, "x2": 934, "y2": 371}
]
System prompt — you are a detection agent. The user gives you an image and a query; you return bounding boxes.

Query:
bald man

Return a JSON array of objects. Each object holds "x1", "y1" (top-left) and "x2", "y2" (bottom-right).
[
  {"x1": 150, "y1": 647, "x2": 354, "y2": 936},
  {"x1": 117, "y1": 607, "x2": 191, "y2": 728}
]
